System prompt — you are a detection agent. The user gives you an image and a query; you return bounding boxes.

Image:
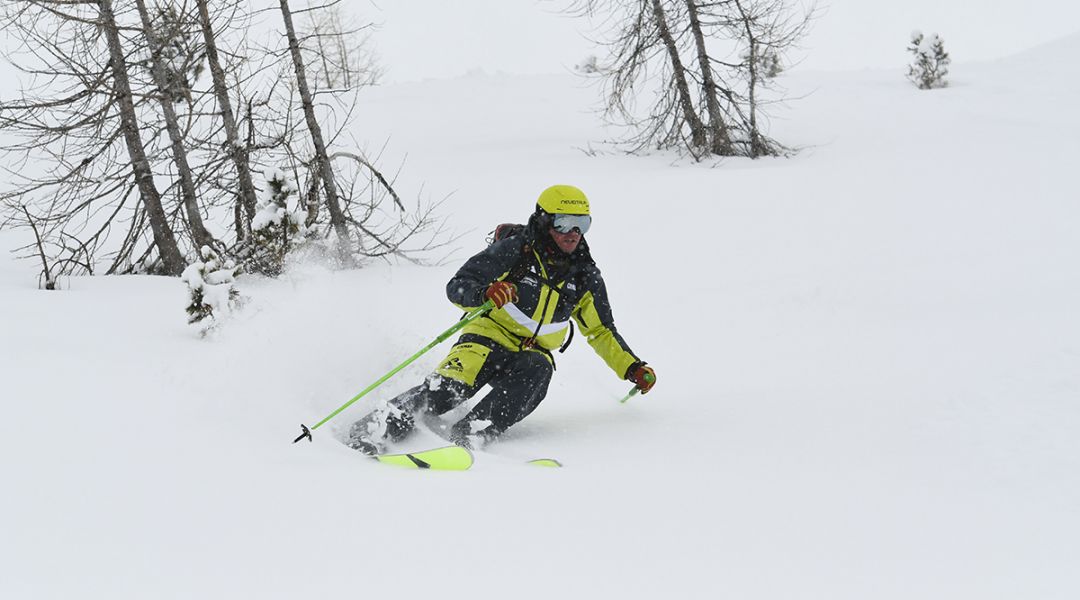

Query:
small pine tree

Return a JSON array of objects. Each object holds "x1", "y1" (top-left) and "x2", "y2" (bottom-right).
[
  {"x1": 760, "y1": 50, "x2": 783, "y2": 79},
  {"x1": 574, "y1": 55, "x2": 600, "y2": 75},
  {"x1": 182, "y1": 245, "x2": 243, "y2": 334},
  {"x1": 907, "y1": 31, "x2": 950, "y2": 90},
  {"x1": 243, "y1": 169, "x2": 307, "y2": 277},
  {"x1": 742, "y1": 48, "x2": 783, "y2": 79}
]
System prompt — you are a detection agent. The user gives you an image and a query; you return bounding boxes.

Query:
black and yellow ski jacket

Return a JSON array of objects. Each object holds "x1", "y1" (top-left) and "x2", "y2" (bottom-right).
[{"x1": 446, "y1": 229, "x2": 640, "y2": 379}]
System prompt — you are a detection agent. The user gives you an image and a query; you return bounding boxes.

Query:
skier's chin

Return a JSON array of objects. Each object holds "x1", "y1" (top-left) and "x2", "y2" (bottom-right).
[{"x1": 550, "y1": 233, "x2": 581, "y2": 254}]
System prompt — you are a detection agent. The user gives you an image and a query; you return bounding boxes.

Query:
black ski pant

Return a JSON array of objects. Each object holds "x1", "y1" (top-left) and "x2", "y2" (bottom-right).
[{"x1": 351, "y1": 334, "x2": 553, "y2": 444}]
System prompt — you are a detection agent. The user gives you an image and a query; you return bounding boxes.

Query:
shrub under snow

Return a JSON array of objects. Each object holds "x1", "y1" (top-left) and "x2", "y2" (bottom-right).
[{"x1": 182, "y1": 245, "x2": 243, "y2": 334}]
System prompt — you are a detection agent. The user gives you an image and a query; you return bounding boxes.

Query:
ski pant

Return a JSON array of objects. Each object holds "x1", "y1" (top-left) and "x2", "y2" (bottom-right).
[{"x1": 351, "y1": 334, "x2": 554, "y2": 444}]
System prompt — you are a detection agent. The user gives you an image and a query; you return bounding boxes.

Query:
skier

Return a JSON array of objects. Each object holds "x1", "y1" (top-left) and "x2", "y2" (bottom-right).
[{"x1": 347, "y1": 184, "x2": 656, "y2": 453}]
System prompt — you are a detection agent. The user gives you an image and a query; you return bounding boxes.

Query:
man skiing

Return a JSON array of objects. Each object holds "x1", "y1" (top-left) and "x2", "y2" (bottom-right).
[{"x1": 347, "y1": 184, "x2": 656, "y2": 453}]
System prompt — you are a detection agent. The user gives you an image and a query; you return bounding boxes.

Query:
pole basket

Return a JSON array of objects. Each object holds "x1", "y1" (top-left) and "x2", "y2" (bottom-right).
[{"x1": 293, "y1": 424, "x2": 312, "y2": 443}]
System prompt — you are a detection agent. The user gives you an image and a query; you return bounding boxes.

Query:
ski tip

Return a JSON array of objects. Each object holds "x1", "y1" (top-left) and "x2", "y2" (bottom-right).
[{"x1": 526, "y1": 458, "x2": 563, "y2": 468}]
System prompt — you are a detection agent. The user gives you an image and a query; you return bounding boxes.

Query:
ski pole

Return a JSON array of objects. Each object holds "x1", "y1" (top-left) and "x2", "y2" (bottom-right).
[
  {"x1": 619, "y1": 372, "x2": 656, "y2": 404},
  {"x1": 293, "y1": 300, "x2": 495, "y2": 443}
]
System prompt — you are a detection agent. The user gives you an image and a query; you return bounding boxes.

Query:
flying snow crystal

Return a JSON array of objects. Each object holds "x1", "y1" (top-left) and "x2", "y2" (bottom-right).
[{"x1": 468, "y1": 419, "x2": 493, "y2": 434}]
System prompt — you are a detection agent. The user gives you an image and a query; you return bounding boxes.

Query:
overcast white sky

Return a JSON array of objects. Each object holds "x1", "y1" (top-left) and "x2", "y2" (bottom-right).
[
  {"x1": 365, "y1": 0, "x2": 1080, "y2": 81},
  {"x1": 0, "y1": 1, "x2": 1076, "y2": 85}
]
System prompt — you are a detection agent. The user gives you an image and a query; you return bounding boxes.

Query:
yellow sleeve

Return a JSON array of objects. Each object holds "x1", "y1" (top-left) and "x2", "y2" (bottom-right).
[{"x1": 573, "y1": 291, "x2": 639, "y2": 379}]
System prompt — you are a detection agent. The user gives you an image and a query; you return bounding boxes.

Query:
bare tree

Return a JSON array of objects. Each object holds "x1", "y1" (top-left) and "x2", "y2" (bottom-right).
[
  {"x1": 2, "y1": 0, "x2": 451, "y2": 280},
  {"x1": 651, "y1": 0, "x2": 709, "y2": 150},
  {"x1": 0, "y1": 0, "x2": 188, "y2": 275},
  {"x1": 300, "y1": 3, "x2": 382, "y2": 91},
  {"x1": 195, "y1": 0, "x2": 259, "y2": 235},
  {"x1": 20, "y1": 204, "x2": 56, "y2": 289},
  {"x1": 722, "y1": 0, "x2": 816, "y2": 156},
  {"x1": 133, "y1": 0, "x2": 216, "y2": 253},
  {"x1": 567, "y1": 0, "x2": 815, "y2": 159},
  {"x1": 1, "y1": 0, "x2": 260, "y2": 275},
  {"x1": 276, "y1": 0, "x2": 352, "y2": 261},
  {"x1": 99, "y1": 0, "x2": 186, "y2": 273},
  {"x1": 685, "y1": 0, "x2": 733, "y2": 155}
]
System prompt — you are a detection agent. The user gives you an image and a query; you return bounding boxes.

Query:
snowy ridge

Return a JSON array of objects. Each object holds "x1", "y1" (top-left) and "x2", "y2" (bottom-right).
[{"x1": 2, "y1": 36, "x2": 1078, "y2": 600}]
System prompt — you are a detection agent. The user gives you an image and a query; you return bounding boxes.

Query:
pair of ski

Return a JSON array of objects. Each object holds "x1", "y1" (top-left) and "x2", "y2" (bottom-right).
[
  {"x1": 372, "y1": 445, "x2": 561, "y2": 470},
  {"x1": 368, "y1": 413, "x2": 561, "y2": 471}
]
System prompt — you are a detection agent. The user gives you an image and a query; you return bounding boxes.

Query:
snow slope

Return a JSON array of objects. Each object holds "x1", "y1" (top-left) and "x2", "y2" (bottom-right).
[{"x1": 2, "y1": 34, "x2": 1079, "y2": 600}]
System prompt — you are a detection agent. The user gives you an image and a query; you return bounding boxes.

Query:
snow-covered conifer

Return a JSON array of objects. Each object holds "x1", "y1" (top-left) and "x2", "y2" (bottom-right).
[
  {"x1": 907, "y1": 31, "x2": 950, "y2": 90},
  {"x1": 243, "y1": 169, "x2": 308, "y2": 277},
  {"x1": 182, "y1": 246, "x2": 243, "y2": 334},
  {"x1": 574, "y1": 55, "x2": 600, "y2": 74},
  {"x1": 742, "y1": 48, "x2": 784, "y2": 79},
  {"x1": 760, "y1": 50, "x2": 783, "y2": 79}
]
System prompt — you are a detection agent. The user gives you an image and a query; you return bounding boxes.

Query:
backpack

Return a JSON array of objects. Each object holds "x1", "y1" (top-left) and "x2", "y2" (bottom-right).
[{"x1": 486, "y1": 223, "x2": 526, "y2": 245}]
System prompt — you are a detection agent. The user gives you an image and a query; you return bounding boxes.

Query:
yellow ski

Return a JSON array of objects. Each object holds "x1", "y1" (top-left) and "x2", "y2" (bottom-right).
[{"x1": 373, "y1": 445, "x2": 474, "y2": 471}]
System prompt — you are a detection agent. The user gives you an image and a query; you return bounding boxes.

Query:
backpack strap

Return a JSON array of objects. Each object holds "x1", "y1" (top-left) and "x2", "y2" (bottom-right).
[
  {"x1": 558, "y1": 320, "x2": 575, "y2": 353},
  {"x1": 503, "y1": 240, "x2": 534, "y2": 285}
]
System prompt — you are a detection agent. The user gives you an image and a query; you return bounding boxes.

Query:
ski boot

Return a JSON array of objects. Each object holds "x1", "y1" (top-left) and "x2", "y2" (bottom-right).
[
  {"x1": 345, "y1": 403, "x2": 417, "y2": 455},
  {"x1": 447, "y1": 418, "x2": 499, "y2": 451}
]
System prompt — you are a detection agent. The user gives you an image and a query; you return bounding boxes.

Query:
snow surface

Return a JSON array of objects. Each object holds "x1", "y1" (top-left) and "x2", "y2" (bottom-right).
[{"x1": 2, "y1": 22, "x2": 1080, "y2": 600}]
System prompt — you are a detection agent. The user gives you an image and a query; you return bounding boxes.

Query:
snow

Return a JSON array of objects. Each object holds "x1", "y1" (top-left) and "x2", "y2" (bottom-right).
[
  {"x1": 2, "y1": 12, "x2": 1080, "y2": 600},
  {"x1": 250, "y1": 203, "x2": 286, "y2": 231}
]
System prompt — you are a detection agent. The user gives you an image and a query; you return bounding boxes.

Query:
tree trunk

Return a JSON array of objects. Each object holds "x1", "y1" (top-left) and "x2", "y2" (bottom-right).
[
  {"x1": 732, "y1": 0, "x2": 768, "y2": 157},
  {"x1": 277, "y1": 0, "x2": 352, "y2": 258},
  {"x1": 685, "y1": 0, "x2": 734, "y2": 155},
  {"x1": 650, "y1": 0, "x2": 707, "y2": 152},
  {"x1": 195, "y1": 0, "x2": 259, "y2": 236},
  {"x1": 133, "y1": 0, "x2": 216, "y2": 253},
  {"x1": 99, "y1": 0, "x2": 186, "y2": 275}
]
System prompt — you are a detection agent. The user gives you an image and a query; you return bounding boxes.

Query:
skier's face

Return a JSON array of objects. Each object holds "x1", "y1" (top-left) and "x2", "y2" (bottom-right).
[{"x1": 548, "y1": 227, "x2": 582, "y2": 254}]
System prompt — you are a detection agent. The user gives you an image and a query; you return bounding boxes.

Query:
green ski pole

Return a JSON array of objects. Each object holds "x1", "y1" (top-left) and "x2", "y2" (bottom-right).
[
  {"x1": 619, "y1": 372, "x2": 656, "y2": 404},
  {"x1": 293, "y1": 300, "x2": 495, "y2": 443}
]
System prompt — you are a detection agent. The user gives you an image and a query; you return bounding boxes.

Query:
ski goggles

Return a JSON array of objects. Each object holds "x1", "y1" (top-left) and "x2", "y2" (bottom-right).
[{"x1": 551, "y1": 213, "x2": 592, "y2": 235}]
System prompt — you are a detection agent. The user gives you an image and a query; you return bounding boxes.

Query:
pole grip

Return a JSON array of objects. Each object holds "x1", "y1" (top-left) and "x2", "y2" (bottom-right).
[{"x1": 619, "y1": 372, "x2": 655, "y2": 404}]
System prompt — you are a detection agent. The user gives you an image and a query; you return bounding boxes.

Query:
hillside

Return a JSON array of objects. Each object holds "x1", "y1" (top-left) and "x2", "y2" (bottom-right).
[{"x1": 2, "y1": 36, "x2": 1078, "y2": 599}]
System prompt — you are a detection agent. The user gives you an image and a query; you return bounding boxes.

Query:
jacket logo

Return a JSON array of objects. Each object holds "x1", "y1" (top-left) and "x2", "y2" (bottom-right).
[{"x1": 566, "y1": 283, "x2": 577, "y2": 291}]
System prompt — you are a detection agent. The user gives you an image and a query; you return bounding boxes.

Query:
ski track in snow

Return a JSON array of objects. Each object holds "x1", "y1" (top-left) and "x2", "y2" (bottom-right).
[{"x1": 2, "y1": 34, "x2": 1080, "y2": 600}]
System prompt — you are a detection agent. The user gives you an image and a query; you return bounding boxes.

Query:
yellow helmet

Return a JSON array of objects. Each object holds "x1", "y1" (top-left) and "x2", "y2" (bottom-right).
[{"x1": 536, "y1": 185, "x2": 590, "y2": 216}]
